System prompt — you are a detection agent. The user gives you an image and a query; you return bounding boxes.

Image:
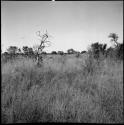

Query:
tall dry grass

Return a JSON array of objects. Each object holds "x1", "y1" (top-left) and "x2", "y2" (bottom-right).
[{"x1": 1, "y1": 55, "x2": 123, "y2": 123}]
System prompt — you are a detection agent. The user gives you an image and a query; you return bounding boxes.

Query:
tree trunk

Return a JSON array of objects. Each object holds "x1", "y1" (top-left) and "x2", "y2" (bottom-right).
[{"x1": 36, "y1": 53, "x2": 43, "y2": 67}]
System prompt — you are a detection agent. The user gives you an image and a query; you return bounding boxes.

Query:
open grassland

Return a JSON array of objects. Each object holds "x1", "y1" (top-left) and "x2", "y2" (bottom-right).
[{"x1": 1, "y1": 55, "x2": 123, "y2": 123}]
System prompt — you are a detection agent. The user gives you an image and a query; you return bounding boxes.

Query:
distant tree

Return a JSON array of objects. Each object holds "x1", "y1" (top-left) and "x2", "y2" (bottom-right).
[
  {"x1": 2, "y1": 52, "x2": 10, "y2": 62},
  {"x1": 22, "y1": 46, "x2": 29, "y2": 55},
  {"x1": 108, "y1": 33, "x2": 123, "y2": 60},
  {"x1": 81, "y1": 51, "x2": 86, "y2": 54},
  {"x1": 3, "y1": 52, "x2": 8, "y2": 55},
  {"x1": 6, "y1": 46, "x2": 19, "y2": 60},
  {"x1": 18, "y1": 48, "x2": 22, "y2": 53},
  {"x1": 42, "y1": 51, "x2": 47, "y2": 54},
  {"x1": 75, "y1": 51, "x2": 80, "y2": 57},
  {"x1": 7, "y1": 46, "x2": 18, "y2": 55},
  {"x1": 58, "y1": 51, "x2": 64, "y2": 55},
  {"x1": 108, "y1": 33, "x2": 119, "y2": 47},
  {"x1": 28, "y1": 47, "x2": 34, "y2": 55},
  {"x1": 51, "y1": 51, "x2": 57, "y2": 54},
  {"x1": 67, "y1": 48, "x2": 75, "y2": 54},
  {"x1": 3, "y1": 52, "x2": 9, "y2": 56}
]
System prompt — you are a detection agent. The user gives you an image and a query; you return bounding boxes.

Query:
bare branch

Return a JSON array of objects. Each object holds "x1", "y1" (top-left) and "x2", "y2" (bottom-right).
[
  {"x1": 36, "y1": 31, "x2": 42, "y2": 38},
  {"x1": 35, "y1": 30, "x2": 52, "y2": 66},
  {"x1": 41, "y1": 34, "x2": 48, "y2": 42}
]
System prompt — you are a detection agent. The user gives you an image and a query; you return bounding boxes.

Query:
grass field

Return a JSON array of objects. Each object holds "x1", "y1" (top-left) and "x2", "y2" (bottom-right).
[{"x1": 1, "y1": 54, "x2": 123, "y2": 123}]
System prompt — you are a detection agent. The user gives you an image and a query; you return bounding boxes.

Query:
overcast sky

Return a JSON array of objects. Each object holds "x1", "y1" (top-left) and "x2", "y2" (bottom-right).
[{"x1": 1, "y1": 1, "x2": 123, "y2": 52}]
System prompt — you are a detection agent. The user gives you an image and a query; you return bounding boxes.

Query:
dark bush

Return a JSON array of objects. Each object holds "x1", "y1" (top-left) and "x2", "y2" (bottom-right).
[
  {"x1": 58, "y1": 51, "x2": 64, "y2": 55},
  {"x1": 89, "y1": 42, "x2": 107, "y2": 60},
  {"x1": 51, "y1": 51, "x2": 57, "y2": 55},
  {"x1": 81, "y1": 51, "x2": 86, "y2": 54}
]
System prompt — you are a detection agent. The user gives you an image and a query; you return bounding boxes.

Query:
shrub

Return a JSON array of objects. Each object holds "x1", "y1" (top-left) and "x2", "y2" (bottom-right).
[
  {"x1": 58, "y1": 51, "x2": 64, "y2": 55},
  {"x1": 51, "y1": 51, "x2": 57, "y2": 55}
]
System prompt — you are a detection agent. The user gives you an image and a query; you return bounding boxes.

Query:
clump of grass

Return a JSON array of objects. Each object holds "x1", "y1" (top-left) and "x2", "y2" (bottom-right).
[
  {"x1": 81, "y1": 54, "x2": 102, "y2": 76},
  {"x1": 2, "y1": 58, "x2": 57, "y2": 123},
  {"x1": 97, "y1": 58, "x2": 123, "y2": 123}
]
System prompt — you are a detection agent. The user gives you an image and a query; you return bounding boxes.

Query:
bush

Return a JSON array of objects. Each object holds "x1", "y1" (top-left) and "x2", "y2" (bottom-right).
[
  {"x1": 88, "y1": 42, "x2": 107, "y2": 60},
  {"x1": 106, "y1": 43, "x2": 123, "y2": 60},
  {"x1": 51, "y1": 51, "x2": 57, "y2": 55},
  {"x1": 81, "y1": 51, "x2": 86, "y2": 54},
  {"x1": 82, "y1": 53, "x2": 101, "y2": 76},
  {"x1": 58, "y1": 51, "x2": 64, "y2": 55}
]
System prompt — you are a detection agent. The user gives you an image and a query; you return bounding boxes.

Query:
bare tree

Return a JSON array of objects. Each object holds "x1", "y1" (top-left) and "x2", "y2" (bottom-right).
[{"x1": 35, "y1": 30, "x2": 51, "y2": 66}]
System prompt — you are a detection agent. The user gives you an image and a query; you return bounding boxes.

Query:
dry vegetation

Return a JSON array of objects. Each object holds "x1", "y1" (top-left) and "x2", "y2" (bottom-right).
[{"x1": 1, "y1": 54, "x2": 123, "y2": 123}]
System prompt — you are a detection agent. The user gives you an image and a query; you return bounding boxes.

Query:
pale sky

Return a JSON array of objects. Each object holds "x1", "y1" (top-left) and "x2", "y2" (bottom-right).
[{"x1": 1, "y1": 1, "x2": 123, "y2": 53}]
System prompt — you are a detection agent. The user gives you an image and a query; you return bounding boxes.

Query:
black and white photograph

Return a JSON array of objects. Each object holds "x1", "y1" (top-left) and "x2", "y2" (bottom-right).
[{"x1": 1, "y1": 1, "x2": 123, "y2": 123}]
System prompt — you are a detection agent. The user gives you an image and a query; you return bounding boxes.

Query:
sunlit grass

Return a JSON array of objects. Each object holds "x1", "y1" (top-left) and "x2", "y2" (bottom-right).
[{"x1": 1, "y1": 55, "x2": 123, "y2": 123}]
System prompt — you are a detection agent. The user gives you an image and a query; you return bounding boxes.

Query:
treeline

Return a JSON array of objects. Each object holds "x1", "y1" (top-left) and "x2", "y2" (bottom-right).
[
  {"x1": 2, "y1": 33, "x2": 123, "y2": 60},
  {"x1": 2, "y1": 46, "x2": 86, "y2": 56}
]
